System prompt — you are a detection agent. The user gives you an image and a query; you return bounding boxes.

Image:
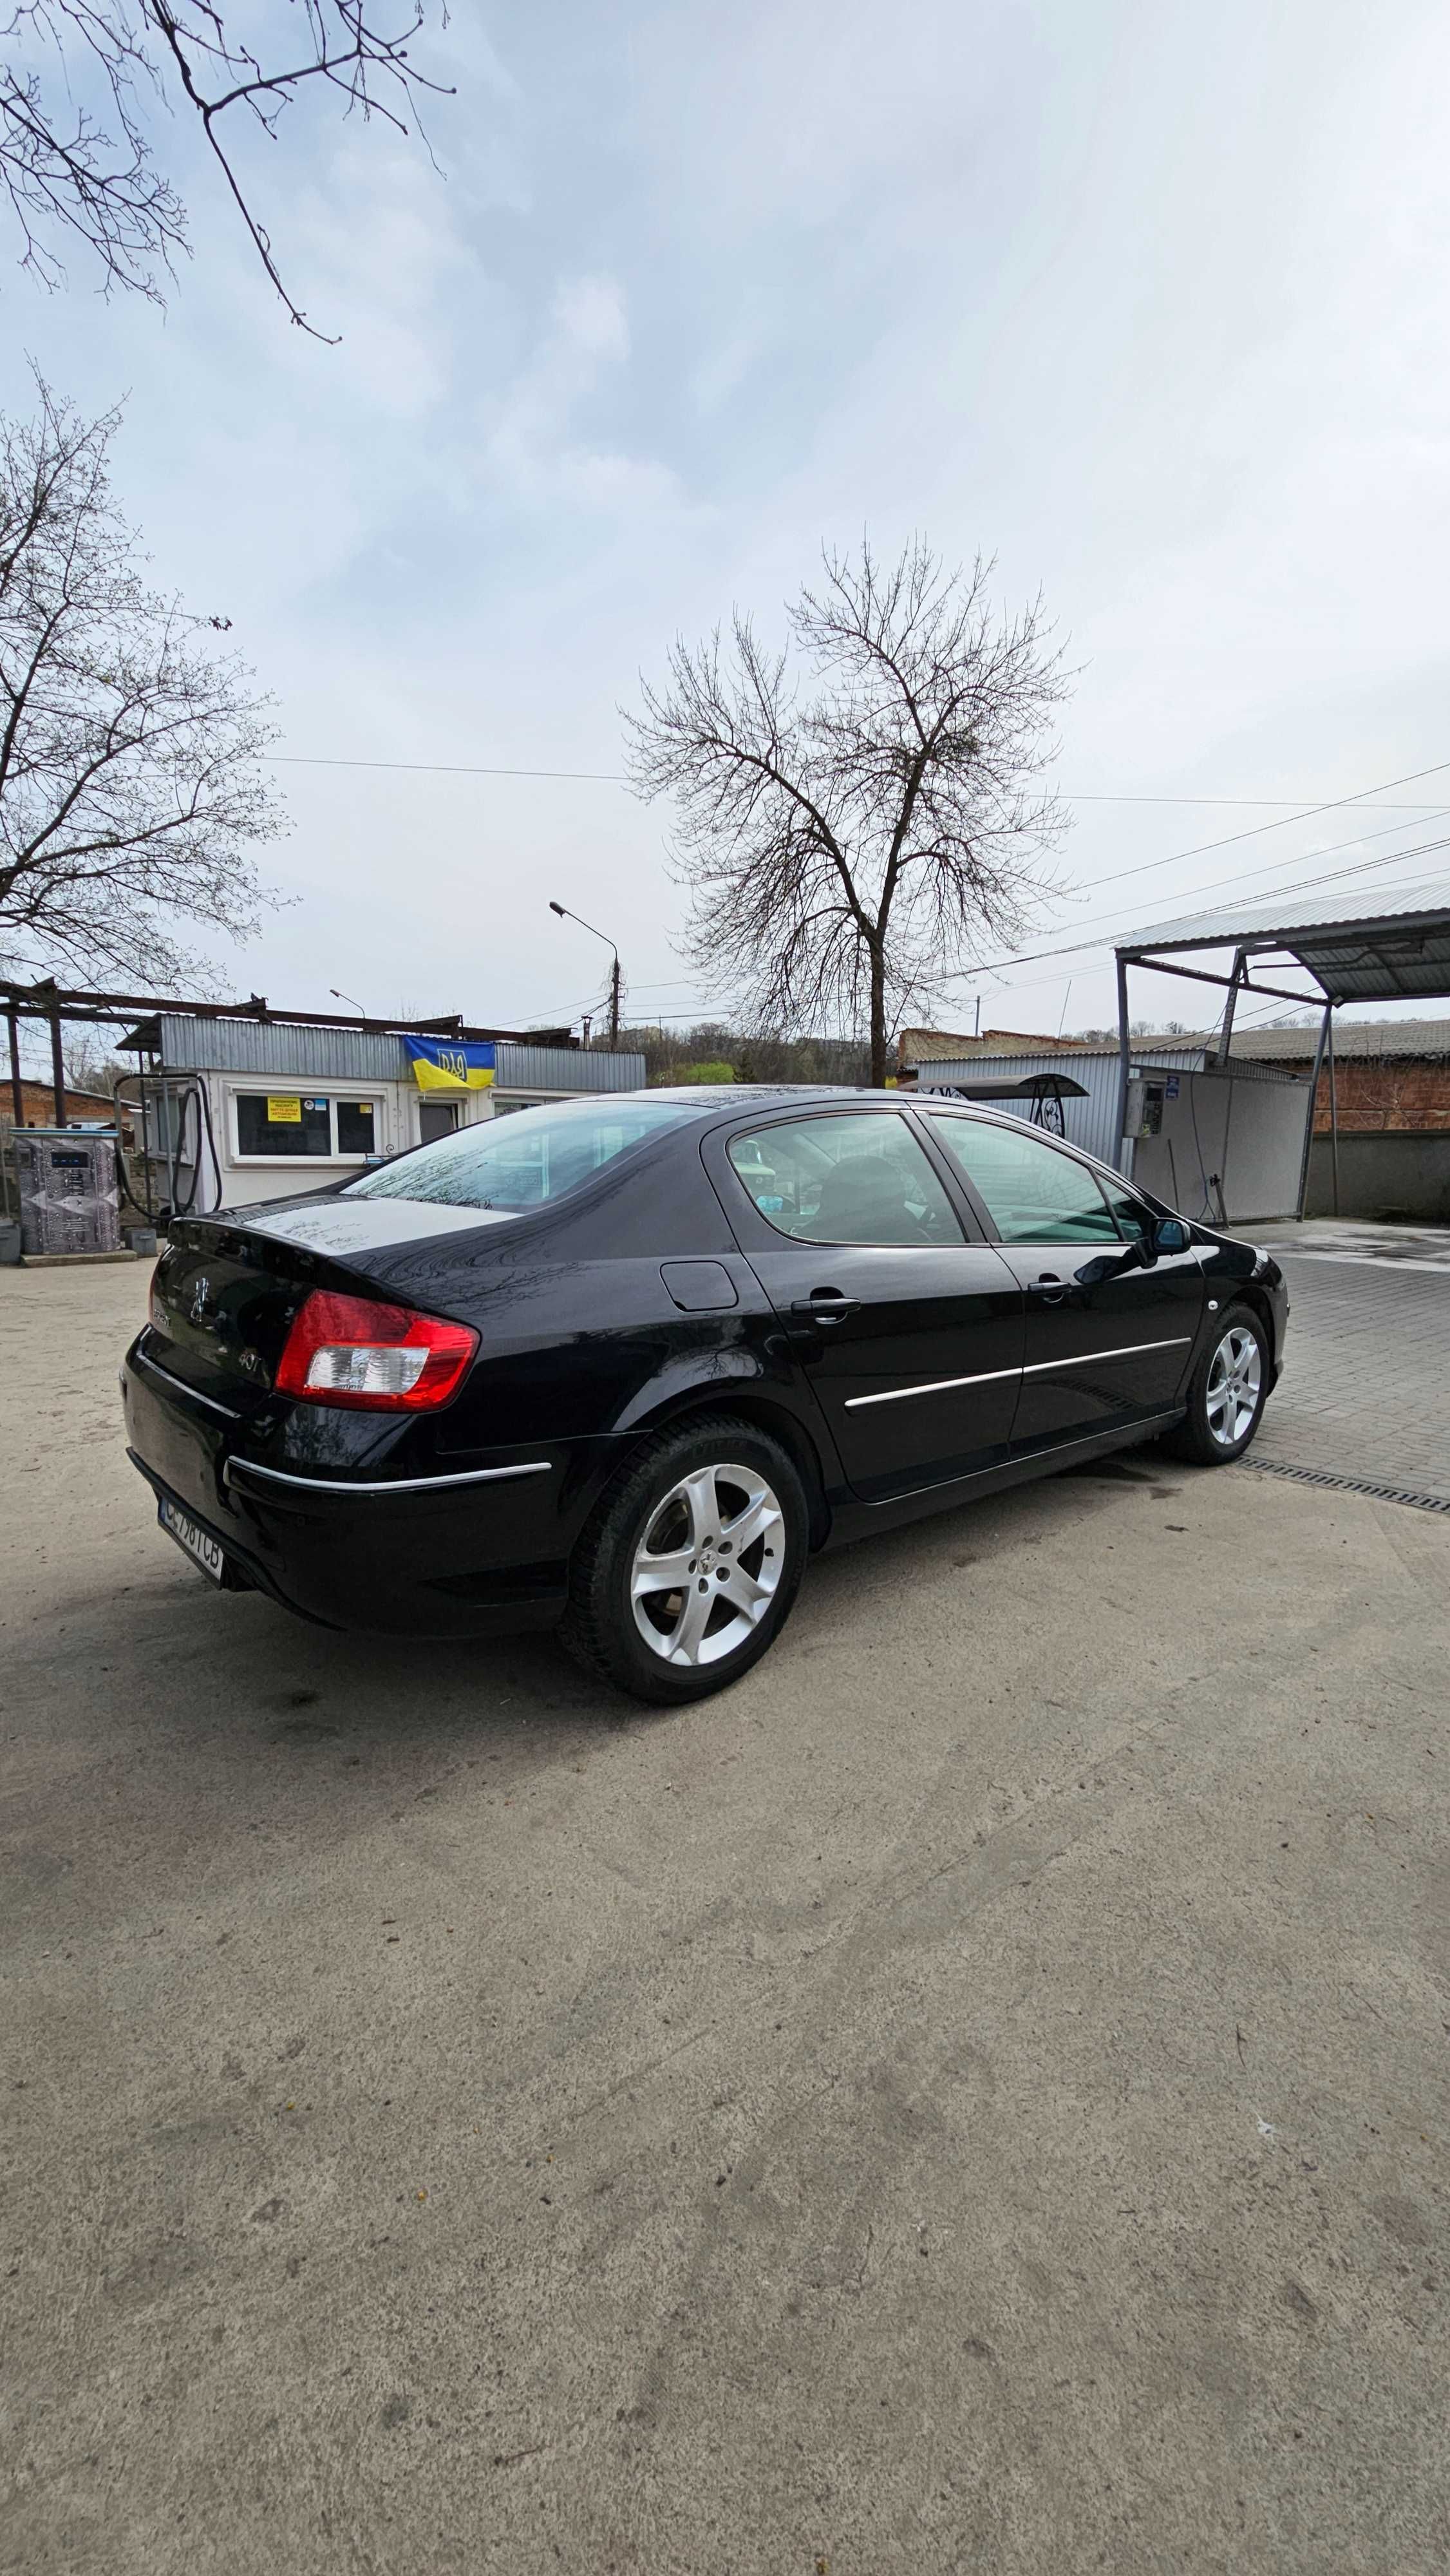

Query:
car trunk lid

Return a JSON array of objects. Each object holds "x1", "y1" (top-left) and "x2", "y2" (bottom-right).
[{"x1": 143, "y1": 1197, "x2": 514, "y2": 1405}]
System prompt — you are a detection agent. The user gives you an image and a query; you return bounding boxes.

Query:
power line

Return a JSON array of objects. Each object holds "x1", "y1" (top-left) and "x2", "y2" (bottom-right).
[
  {"x1": 1056, "y1": 795, "x2": 1444, "y2": 812},
  {"x1": 1057, "y1": 802, "x2": 1450, "y2": 918},
  {"x1": 966, "y1": 829, "x2": 1450, "y2": 983},
  {"x1": 1040, "y1": 755, "x2": 1450, "y2": 900},
  {"x1": 269, "y1": 748, "x2": 1450, "y2": 817},
  {"x1": 273, "y1": 755, "x2": 626, "y2": 783}
]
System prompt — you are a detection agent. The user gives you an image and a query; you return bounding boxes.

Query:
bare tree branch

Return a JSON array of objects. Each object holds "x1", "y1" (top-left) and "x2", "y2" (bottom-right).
[
  {"x1": 623, "y1": 538, "x2": 1073, "y2": 1086},
  {"x1": 0, "y1": 368, "x2": 288, "y2": 990},
  {"x1": 1, "y1": 1, "x2": 453, "y2": 333}
]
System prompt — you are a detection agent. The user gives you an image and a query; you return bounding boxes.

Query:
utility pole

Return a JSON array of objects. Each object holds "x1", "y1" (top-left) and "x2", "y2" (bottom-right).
[
  {"x1": 6, "y1": 1008, "x2": 24, "y2": 1130},
  {"x1": 609, "y1": 956, "x2": 621, "y2": 1046},
  {"x1": 50, "y1": 1005, "x2": 67, "y2": 1128}
]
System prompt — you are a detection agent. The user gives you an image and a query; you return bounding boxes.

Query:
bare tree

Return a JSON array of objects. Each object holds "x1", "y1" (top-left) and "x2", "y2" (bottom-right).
[
  {"x1": 624, "y1": 540, "x2": 1071, "y2": 1089},
  {"x1": 1, "y1": 372, "x2": 287, "y2": 989},
  {"x1": 1, "y1": 1, "x2": 452, "y2": 336},
  {"x1": 61, "y1": 1028, "x2": 127, "y2": 1090}
]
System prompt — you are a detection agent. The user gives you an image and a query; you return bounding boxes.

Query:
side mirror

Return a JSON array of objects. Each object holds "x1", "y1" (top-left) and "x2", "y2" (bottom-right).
[{"x1": 1154, "y1": 1217, "x2": 1190, "y2": 1253}]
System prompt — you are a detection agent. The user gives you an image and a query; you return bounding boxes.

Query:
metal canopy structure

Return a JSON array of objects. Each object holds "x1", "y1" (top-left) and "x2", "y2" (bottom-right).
[
  {"x1": 1115, "y1": 880, "x2": 1450, "y2": 1005},
  {"x1": 914, "y1": 1068, "x2": 1090, "y2": 1135},
  {"x1": 1111, "y1": 883, "x2": 1450, "y2": 1213},
  {"x1": 1, "y1": 978, "x2": 572, "y2": 1133}
]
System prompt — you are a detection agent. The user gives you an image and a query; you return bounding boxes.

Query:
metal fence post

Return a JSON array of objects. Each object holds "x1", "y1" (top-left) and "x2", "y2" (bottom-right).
[
  {"x1": 1295, "y1": 1003, "x2": 1332, "y2": 1218},
  {"x1": 1113, "y1": 952, "x2": 1133, "y2": 1174}
]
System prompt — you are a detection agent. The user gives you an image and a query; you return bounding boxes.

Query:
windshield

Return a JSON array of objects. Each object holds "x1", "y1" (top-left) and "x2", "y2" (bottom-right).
[{"x1": 343, "y1": 1095, "x2": 694, "y2": 1211}]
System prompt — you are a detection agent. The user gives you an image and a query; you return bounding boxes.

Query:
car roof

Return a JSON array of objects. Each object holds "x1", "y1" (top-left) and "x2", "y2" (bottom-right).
[
  {"x1": 645, "y1": 1084, "x2": 914, "y2": 1112},
  {"x1": 639, "y1": 1083, "x2": 1131, "y2": 1184},
  {"x1": 641, "y1": 1083, "x2": 1035, "y2": 1124}
]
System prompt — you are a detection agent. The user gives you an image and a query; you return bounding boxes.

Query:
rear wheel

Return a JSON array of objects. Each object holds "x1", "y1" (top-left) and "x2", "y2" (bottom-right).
[
  {"x1": 560, "y1": 1416, "x2": 809, "y2": 1704},
  {"x1": 1163, "y1": 1303, "x2": 1269, "y2": 1464}
]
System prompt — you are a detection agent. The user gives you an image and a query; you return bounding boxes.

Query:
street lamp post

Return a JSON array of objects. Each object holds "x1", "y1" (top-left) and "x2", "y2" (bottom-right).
[{"x1": 549, "y1": 901, "x2": 621, "y2": 1046}]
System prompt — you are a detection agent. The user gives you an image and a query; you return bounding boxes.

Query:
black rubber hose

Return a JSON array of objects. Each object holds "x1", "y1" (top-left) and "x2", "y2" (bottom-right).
[
  {"x1": 170, "y1": 1084, "x2": 203, "y2": 1217},
  {"x1": 194, "y1": 1075, "x2": 224, "y2": 1211}
]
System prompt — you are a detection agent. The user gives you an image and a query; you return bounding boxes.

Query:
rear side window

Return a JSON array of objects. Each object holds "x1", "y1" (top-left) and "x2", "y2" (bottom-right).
[
  {"x1": 926, "y1": 1116, "x2": 1120, "y2": 1244},
  {"x1": 728, "y1": 1113, "x2": 963, "y2": 1245},
  {"x1": 344, "y1": 1096, "x2": 693, "y2": 1210}
]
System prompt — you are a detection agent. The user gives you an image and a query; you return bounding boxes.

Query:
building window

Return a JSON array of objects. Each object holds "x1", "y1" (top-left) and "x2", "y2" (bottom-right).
[
  {"x1": 236, "y1": 1093, "x2": 332, "y2": 1157},
  {"x1": 336, "y1": 1098, "x2": 377, "y2": 1153},
  {"x1": 232, "y1": 1092, "x2": 384, "y2": 1161}
]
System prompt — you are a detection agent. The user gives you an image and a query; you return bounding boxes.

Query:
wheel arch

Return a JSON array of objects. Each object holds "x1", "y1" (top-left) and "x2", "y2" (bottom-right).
[
  {"x1": 617, "y1": 1384, "x2": 834, "y2": 1550},
  {"x1": 1231, "y1": 1280, "x2": 1279, "y2": 1363}
]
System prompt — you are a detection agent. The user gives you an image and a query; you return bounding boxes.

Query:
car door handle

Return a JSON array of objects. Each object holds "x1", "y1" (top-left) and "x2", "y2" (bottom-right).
[
  {"x1": 1028, "y1": 1274, "x2": 1069, "y2": 1303},
  {"x1": 790, "y1": 1293, "x2": 862, "y2": 1323}
]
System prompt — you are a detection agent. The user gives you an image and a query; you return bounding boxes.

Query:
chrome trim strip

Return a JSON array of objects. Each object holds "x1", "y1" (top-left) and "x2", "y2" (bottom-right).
[
  {"x1": 842, "y1": 1336, "x2": 1193, "y2": 1411},
  {"x1": 224, "y1": 1456, "x2": 553, "y2": 1497},
  {"x1": 845, "y1": 1364, "x2": 1022, "y2": 1410},
  {"x1": 1022, "y1": 1333, "x2": 1192, "y2": 1377},
  {"x1": 133, "y1": 1344, "x2": 241, "y2": 1421}
]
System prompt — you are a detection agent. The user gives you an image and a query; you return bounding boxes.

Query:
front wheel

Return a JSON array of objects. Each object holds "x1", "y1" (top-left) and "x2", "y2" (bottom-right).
[
  {"x1": 1163, "y1": 1303, "x2": 1270, "y2": 1464},
  {"x1": 560, "y1": 1416, "x2": 809, "y2": 1704}
]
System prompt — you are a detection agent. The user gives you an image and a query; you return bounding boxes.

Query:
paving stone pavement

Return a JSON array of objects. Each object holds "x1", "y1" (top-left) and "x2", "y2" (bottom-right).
[
  {"x1": 1254, "y1": 1249, "x2": 1450, "y2": 1501},
  {"x1": 1265, "y1": 1220, "x2": 1450, "y2": 1274}
]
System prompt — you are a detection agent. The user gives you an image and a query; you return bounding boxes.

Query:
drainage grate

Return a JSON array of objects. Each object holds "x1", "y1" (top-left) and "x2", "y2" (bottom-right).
[{"x1": 1239, "y1": 1455, "x2": 1450, "y2": 1514}]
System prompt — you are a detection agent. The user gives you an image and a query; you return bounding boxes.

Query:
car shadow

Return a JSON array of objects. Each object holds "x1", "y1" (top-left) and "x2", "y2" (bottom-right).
[{"x1": 6, "y1": 1446, "x2": 1198, "y2": 1940}]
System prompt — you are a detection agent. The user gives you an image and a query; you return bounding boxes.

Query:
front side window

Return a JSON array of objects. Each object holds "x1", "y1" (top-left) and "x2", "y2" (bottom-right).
[
  {"x1": 728, "y1": 1112, "x2": 963, "y2": 1245},
  {"x1": 345, "y1": 1095, "x2": 692, "y2": 1209},
  {"x1": 927, "y1": 1115, "x2": 1120, "y2": 1244},
  {"x1": 1098, "y1": 1180, "x2": 1152, "y2": 1242}
]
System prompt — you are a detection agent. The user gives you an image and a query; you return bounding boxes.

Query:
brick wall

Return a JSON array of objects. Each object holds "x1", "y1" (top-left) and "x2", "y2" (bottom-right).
[
  {"x1": 1312, "y1": 1059, "x2": 1450, "y2": 1134},
  {"x1": 3, "y1": 1078, "x2": 117, "y2": 1127}
]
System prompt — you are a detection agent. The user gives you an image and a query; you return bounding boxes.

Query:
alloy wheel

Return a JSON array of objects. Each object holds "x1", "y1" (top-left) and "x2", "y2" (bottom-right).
[
  {"x1": 630, "y1": 1463, "x2": 786, "y2": 1666},
  {"x1": 1205, "y1": 1324, "x2": 1262, "y2": 1448}
]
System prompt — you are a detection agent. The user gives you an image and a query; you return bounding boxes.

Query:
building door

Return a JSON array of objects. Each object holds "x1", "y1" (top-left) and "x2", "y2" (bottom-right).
[{"x1": 419, "y1": 1099, "x2": 460, "y2": 1146}]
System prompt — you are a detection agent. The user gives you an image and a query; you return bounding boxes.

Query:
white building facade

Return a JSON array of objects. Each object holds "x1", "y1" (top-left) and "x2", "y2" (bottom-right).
[{"x1": 128, "y1": 1018, "x2": 647, "y2": 1214}]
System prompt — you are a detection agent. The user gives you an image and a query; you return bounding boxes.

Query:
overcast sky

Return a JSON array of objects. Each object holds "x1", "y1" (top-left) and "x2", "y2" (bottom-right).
[{"x1": 7, "y1": 0, "x2": 1450, "y2": 1056}]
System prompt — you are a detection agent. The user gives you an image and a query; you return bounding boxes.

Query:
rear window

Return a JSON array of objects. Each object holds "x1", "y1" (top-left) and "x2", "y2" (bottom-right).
[{"x1": 343, "y1": 1096, "x2": 693, "y2": 1211}]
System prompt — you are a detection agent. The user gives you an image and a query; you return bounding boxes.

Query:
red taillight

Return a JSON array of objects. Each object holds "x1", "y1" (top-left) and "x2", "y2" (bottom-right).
[{"x1": 275, "y1": 1289, "x2": 478, "y2": 1412}]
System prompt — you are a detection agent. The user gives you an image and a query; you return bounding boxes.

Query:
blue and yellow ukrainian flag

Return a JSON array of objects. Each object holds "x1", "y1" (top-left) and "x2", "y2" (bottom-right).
[{"x1": 402, "y1": 1036, "x2": 496, "y2": 1093}]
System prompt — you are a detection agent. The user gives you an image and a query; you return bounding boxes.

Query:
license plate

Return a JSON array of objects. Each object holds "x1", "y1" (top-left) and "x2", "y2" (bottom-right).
[{"x1": 158, "y1": 1495, "x2": 225, "y2": 1584}]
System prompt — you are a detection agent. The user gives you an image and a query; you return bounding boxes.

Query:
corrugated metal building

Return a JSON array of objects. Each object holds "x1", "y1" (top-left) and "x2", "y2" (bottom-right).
[
  {"x1": 909, "y1": 1043, "x2": 1214, "y2": 1167},
  {"x1": 907, "y1": 1039, "x2": 1307, "y2": 1226},
  {"x1": 132, "y1": 1018, "x2": 647, "y2": 1213}
]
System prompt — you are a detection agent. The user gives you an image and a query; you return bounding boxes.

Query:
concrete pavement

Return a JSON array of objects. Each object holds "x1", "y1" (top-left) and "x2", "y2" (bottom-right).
[{"x1": 3, "y1": 1262, "x2": 1448, "y2": 2575}]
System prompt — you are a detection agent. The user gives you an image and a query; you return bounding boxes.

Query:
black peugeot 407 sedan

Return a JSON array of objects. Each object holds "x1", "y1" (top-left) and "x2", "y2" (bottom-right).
[{"x1": 123, "y1": 1088, "x2": 1288, "y2": 1704}]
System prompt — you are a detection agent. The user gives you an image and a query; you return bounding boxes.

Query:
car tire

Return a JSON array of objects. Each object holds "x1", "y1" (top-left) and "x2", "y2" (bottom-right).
[
  {"x1": 1162, "y1": 1302, "x2": 1270, "y2": 1464},
  {"x1": 560, "y1": 1414, "x2": 809, "y2": 1705}
]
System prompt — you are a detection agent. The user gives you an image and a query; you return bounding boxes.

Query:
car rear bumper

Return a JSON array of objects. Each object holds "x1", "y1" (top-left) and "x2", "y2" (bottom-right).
[{"x1": 122, "y1": 1340, "x2": 616, "y2": 1638}]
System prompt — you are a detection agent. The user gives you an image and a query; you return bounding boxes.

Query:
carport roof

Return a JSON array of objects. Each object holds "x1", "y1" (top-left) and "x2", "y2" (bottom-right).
[{"x1": 1115, "y1": 882, "x2": 1450, "y2": 1004}]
